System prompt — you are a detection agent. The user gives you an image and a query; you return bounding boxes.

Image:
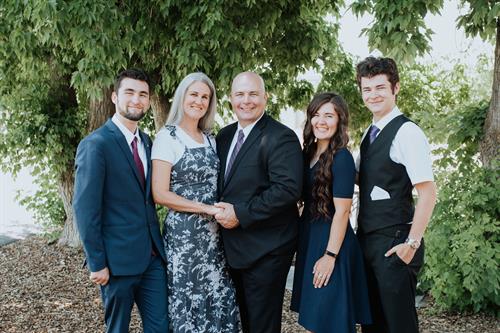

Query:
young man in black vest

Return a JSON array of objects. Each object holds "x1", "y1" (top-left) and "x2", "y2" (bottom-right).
[{"x1": 355, "y1": 57, "x2": 437, "y2": 333}]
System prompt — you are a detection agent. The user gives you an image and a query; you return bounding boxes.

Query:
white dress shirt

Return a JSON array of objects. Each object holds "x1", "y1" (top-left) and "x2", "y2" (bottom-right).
[
  {"x1": 355, "y1": 106, "x2": 434, "y2": 185},
  {"x1": 112, "y1": 114, "x2": 148, "y2": 176},
  {"x1": 225, "y1": 112, "x2": 265, "y2": 171}
]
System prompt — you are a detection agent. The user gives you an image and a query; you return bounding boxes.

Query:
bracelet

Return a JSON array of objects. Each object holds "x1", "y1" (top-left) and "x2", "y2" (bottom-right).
[{"x1": 325, "y1": 250, "x2": 338, "y2": 259}]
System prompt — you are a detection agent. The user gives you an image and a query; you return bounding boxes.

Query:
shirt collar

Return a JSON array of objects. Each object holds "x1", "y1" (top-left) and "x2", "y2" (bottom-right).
[
  {"x1": 373, "y1": 106, "x2": 402, "y2": 131},
  {"x1": 237, "y1": 112, "x2": 265, "y2": 138},
  {"x1": 112, "y1": 113, "x2": 141, "y2": 146}
]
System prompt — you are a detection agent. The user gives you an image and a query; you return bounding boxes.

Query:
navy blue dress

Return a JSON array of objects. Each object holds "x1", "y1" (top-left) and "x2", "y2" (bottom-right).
[{"x1": 291, "y1": 148, "x2": 371, "y2": 333}]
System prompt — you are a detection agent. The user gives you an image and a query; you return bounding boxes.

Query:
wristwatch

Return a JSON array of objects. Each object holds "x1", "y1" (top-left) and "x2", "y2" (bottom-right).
[{"x1": 405, "y1": 238, "x2": 421, "y2": 250}]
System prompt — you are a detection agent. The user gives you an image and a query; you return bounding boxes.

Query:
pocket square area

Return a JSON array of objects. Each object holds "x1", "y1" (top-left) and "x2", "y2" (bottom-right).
[{"x1": 370, "y1": 186, "x2": 391, "y2": 200}]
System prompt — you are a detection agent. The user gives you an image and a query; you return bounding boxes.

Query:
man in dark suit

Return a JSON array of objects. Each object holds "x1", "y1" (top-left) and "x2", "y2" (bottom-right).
[
  {"x1": 73, "y1": 69, "x2": 168, "y2": 333},
  {"x1": 215, "y1": 72, "x2": 303, "y2": 333}
]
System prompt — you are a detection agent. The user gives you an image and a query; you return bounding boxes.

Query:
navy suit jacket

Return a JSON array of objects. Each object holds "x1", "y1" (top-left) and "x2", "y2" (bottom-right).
[
  {"x1": 216, "y1": 114, "x2": 303, "y2": 269},
  {"x1": 73, "y1": 118, "x2": 166, "y2": 276}
]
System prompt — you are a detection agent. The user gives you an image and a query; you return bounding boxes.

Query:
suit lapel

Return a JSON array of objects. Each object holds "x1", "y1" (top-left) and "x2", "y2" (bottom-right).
[
  {"x1": 223, "y1": 115, "x2": 267, "y2": 188},
  {"x1": 105, "y1": 119, "x2": 145, "y2": 194}
]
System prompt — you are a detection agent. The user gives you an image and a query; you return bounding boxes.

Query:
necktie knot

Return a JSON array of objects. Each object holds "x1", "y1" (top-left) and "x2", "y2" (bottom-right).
[
  {"x1": 369, "y1": 125, "x2": 380, "y2": 144},
  {"x1": 237, "y1": 129, "x2": 244, "y2": 142}
]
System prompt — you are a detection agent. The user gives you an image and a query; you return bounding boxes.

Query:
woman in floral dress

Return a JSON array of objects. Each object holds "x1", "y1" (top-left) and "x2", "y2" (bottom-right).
[{"x1": 152, "y1": 72, "x2": 240, "y2": 332}]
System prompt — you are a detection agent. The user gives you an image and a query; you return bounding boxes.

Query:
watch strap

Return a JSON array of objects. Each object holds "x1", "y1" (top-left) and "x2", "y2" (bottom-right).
[{"x1": 325, "y1": 250, "x2": 338, "y2": 259}]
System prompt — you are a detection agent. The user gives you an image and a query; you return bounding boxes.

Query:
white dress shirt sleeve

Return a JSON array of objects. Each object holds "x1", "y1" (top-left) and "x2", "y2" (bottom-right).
[{"x1": 391, "y1": 122, "x2": 434, "y2": 185}]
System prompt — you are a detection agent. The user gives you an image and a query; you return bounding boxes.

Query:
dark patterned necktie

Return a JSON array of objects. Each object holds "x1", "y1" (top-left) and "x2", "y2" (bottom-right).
[
  {"x1": 369, "y1": 125, "x2": 380, "y2": 144},
  {"x1": 131, "y1": 137, "x2": 145, "y2": 188},
  {"x1": 225, "y1": 129, "x2": 245, "y2": 179}
]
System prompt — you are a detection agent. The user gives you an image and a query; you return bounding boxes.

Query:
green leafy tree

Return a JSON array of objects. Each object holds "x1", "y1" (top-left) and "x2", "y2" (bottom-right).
[
  {"x1": 316, "y1": 49, "x2": 370, "y2": 142},
  {"x1": 0, "y1": 1, "x2": 345, "y2": 246},
  {"x1": 423, "y1": 100, "x2": 499, "y2": 315},
  {"x1": 351, "y1": 0, "x2": 499, "y2": 166}
]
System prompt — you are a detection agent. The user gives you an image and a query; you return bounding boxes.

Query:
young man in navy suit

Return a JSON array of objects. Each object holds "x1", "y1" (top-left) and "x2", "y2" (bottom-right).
[{"x1": 73, "y1": 69, "x2": 168, "y2": 333}]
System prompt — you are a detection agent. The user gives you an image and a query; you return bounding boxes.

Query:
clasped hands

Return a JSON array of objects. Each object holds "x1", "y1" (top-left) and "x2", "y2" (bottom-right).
[{"x1": 204, "y1": 202, "x2": 239, "y2": 229}]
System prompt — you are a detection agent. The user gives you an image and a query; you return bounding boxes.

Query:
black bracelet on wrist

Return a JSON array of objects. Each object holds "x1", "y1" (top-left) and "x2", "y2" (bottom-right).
[{"x1": 325, "y1": 250, "x2": 338, "y2": 259}]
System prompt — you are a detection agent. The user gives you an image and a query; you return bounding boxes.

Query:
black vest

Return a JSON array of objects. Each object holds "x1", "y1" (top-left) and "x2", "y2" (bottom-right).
[{"x1": 358, "y1": 115, "x2": 415, "y2": 234}]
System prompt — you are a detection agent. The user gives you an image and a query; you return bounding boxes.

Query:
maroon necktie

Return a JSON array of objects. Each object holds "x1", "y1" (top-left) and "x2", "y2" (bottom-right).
[{"x1": 131, "y1": 137, "x2": 145, "y2": 188}]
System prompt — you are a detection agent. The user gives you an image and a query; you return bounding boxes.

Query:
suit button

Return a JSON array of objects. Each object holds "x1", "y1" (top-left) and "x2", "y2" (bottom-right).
[
  {"x1": 145, "y1": 200, "x2": 148, "y2": 205},
  {"x1": 220, "y1": 196, "x2": 224, "y2": 201}
]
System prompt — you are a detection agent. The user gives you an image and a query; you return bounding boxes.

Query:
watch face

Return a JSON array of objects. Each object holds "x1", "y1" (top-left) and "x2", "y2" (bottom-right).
[{"x1": 406, "y1": 238, "x2": 420, "y2": 249}]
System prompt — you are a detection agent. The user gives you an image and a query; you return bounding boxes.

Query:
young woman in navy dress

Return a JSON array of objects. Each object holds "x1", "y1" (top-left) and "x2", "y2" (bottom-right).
[{"x1": 291, "y1": 92, "x2": 371, "y2": 333}]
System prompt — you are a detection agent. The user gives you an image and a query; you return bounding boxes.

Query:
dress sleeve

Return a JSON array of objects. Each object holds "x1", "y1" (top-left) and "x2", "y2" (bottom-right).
[
  {"x1": 331, "y1": 148, "x2": 356, "y2": 199},
  {"x1": 151, "y1": 128, "x2": 182, "y2": 164}
]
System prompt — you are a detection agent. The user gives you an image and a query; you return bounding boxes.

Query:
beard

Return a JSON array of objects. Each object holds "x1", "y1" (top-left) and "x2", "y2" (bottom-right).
[{"x1": 117, "y1": 105, "x2": 146, "y2": 121}]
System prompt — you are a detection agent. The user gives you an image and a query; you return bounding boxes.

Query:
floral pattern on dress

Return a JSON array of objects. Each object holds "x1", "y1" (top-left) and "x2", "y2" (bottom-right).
[{"x1": 163, "y1": 125, "x2": 240, "y2": 333}]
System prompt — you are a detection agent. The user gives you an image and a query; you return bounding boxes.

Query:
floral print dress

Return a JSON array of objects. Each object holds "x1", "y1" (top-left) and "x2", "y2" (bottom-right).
[{"x1": 162, "y1": 125, "x2": 240, "y2": 333}]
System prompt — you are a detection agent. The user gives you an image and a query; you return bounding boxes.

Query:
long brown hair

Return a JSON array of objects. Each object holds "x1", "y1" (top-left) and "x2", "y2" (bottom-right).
[{"x1": 303, "y1": 92, "x2": 350, "y2": 218}]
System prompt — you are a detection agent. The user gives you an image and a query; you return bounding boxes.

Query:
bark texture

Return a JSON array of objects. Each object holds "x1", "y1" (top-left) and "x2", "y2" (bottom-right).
[
  {"x1": 87, "y1": 87, "x2": 116, "y2": 132},
  {"x1": 57, "y1": 167, "x2": 79, "y2": 247},
  {"x1": 480, "y1": 19, "x2": 500, "y2": 167},
  {"x1": 151, "y1": 93, "x2": 170, "y2": 132},
  {"x1": 58, "y1": 87, "x2": 115, "y2": 247}
]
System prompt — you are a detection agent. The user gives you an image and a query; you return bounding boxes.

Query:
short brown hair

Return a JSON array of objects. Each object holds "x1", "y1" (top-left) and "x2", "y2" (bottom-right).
[
  {"x1": 114, "y1": 68, "x2": 151, "y2": 94},
  {"x1": 356, "y1": 57, "x2": 399, "y2": 93}
]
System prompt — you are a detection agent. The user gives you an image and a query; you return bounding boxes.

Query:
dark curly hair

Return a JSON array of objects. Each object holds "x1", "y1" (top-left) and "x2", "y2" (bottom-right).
[
  {"x1": 303, "y1": 92, "x2": 350, "y2": 218},
  {"x1": 114, "y1": 68, "x2": 151, "y2": 94},
  {"x1": 356, "y1": 57, "x2": 399, "y2": 93}
]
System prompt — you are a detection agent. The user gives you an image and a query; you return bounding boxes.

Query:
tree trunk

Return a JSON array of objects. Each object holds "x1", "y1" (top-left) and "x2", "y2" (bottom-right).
[
  {"x1": 57, "y1": 166, "x2": 79, "y2": 247},
  {"x1": 58, "y1": 87, "x2": 115, "y2": 247},
  {"x1": 88, "y1": 87, "x2": 116, "y2": 132},
  {"x1": 151, "y1": 93, "x2": 170, "y2": 132},
  {"x1": 480, "y1": 19, "x2": 500, "y2": 167}
]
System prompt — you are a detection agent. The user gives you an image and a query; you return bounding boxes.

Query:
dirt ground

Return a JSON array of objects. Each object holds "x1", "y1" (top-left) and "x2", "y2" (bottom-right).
[{"x1": 0, "y1": 237, "x2": 498, "y2": 333}]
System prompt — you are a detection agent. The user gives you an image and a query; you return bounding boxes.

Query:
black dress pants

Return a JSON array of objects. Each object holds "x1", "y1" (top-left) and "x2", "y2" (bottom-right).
[
  {"x1": 358, "y1": 225, "x2": 424, "y2": 333},
  {"x1": 230, "y1": 252, "x2": 293, "y2": 333}
]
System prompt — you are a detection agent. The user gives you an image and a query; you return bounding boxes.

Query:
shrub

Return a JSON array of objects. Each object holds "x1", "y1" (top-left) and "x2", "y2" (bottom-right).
[
  {"x1": 423, "y1": 160, "x2": 499, "y2": 315},
  {"x1": 422, "y1": 100, "x2": 499, "y2": 315}
]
